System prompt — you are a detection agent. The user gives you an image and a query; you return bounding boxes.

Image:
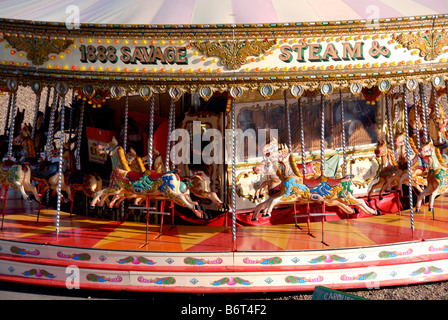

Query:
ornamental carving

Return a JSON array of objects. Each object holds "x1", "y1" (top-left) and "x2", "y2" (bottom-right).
[
  {"x1": 191, "y1": 39, "x2": 277, "y2": 70},
  {"x1": 393, "y1": 31, "x2": 448, "y2": 61},
  {"x1": 4, "y1": 35, "x2": 74, "y2": 65}
]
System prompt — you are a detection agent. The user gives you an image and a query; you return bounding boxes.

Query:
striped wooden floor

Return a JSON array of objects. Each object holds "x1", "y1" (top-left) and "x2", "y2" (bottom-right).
[{"x1": 1, "y1": 190, "x2": 448, "y2": 292}]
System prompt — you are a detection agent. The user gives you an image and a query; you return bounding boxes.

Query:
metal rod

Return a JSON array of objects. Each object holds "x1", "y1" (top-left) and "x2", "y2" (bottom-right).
[
  {"x1": 231, "y1": 96, "x2": 237, "y2": 250},
  {"x1": 320, "y1": 94, "x2": 325, "y2": 176},
  {"x1": 284, "y1": 90, "x2": 292, "y2": 151},
  {"x1": 147, "y1": 95, "x2": 155, "y2": 169},
  {"x1": 56, "y1": 95, "x2": 66, "y2": 236},
  {"x1": 6, "y1": 92, "x2": 17, "y2": 160},
  {"x1": 403, "y1": 86, "x2": 415, "y2": 234}
]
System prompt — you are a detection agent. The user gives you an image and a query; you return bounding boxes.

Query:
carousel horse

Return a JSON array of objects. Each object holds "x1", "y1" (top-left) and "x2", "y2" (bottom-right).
[
  {"x1": 58, "y1": 143, "x2": 103, "y2": 200},
  {"x1": 0, "y1": 108, "x2": 25, "y2": 160},
  {"x1": 13, "y1": 123, "x2": 73, "y2": 203},
  {"x1": 90, "y1": 138, "x2": 207, "y2": 219},
  {"x1": 251, "y1": 142, "x2": 380, "y2": 221},
  {"x1": 0, "y1": 160, "x2": 41, "y2": 204},
  {"x1": 394, "y1": 132, "x2": 429, "y2": 194},
  {"x1": 127, "y1": 146, "x2": 228, "y2": 212},
  {"x1": 366, "y1": 139, "x2": 398, "y2": 201},
  {"x1": 415, "y1": 141, "x2": 448, "y2": 213},
  {"x1": 90, "y1": 166, "x2": 207, "y2": 219}
]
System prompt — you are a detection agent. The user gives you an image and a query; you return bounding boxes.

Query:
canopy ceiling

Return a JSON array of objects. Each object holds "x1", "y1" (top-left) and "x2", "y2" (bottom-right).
[{"x1": 0, "y1": 0, "x2": 447, "y2": 26}]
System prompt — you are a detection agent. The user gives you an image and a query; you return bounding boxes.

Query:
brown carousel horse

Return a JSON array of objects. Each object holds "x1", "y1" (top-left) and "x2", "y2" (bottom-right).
[
  {"x1": 251, "y1": 141, "x2": 380, "y2": 221},
  {"x1": 394, "y1": 132, "x2": 429, "y2": 195},
  {"x1": 366, "y1": 139, "x2": 398, "y2": 201},
  {"x1": 55, "y1": 143, "x2": 103, "y2": 212}
]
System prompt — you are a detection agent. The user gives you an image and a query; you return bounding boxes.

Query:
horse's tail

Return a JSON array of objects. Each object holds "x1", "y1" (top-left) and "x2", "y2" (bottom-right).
[{"x1": 288, "y1": 154, "x2": 303, "y2": 178}]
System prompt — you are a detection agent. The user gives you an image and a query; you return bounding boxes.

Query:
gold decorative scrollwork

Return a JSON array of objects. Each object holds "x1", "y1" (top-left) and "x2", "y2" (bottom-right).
[
  {"x1": 4, "y1": 35, "x2": 73, "y2": 65},
  {"x1": 191, "y1": 39, "x2": 277, "y2": 70},
  {"x1": 393, "y1": 31, "x2": 448, "y2": 61}
]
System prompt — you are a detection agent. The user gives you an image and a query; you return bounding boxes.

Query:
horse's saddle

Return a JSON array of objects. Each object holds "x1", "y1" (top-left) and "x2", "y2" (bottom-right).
[
  {"x1": 1, "y1": 159, "x2": 17, "y2": 171},
  {"x1": 30, "y1": 162, "x2": 59, "y2": 180},
  {"x1": 303, "y1": 176, "x2": 350, "y2": 189},
  {"x1": 67, "y1": 170, "x2": 87, "y2": 185},
  {"x1": 126, "y1": 168, "x2": 180, "y2": 182}
]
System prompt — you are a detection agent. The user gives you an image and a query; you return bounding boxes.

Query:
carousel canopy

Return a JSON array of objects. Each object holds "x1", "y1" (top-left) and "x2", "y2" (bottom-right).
[
  {"x1": 0, "y1": 0, "x2": 447, "y2": 25},
  {"x1": 0, "y1": 0, "x2": 448, "y2": 98}
]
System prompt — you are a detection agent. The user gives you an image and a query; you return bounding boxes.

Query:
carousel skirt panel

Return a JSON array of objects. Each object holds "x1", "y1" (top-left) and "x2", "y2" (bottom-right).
[{"x1": 1, "y1": 191, "x2": 448, "y2": 292}]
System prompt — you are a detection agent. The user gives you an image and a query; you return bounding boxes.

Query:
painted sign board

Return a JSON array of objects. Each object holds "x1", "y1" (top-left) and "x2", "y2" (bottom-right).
[{"x1": 312, "y1": 286, "x2": 367, "y2": 300}]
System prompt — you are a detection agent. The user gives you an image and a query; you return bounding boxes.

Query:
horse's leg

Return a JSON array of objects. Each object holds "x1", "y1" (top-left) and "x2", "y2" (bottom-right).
[
  {"x1": 379, "y1": 179, "x2": 389, "y2": 199},
  {"x1": 252, "y1": 200, "x2": 268, "y2": 221},
  {"x1": 90, "y1": 189, "x2": 105, "y2": 207},
  {"x1": 263, "y1": 196, "x2": 283, "y2": 217},
  {"x1": 344, "y1": 193, "x2": 381, "y2": 215},
  {"x1": 324, "y1": 199, "x2": 354, "y2": 215},
  {"x1": 178, "y1": 193, "x2": 204, "y2": 219},
  {"x1": 367, "y1": 178, "x2": 382, "y2": 201},
  {"x1": 415, "y1": 184, "x2": 433, "y2": 212}
]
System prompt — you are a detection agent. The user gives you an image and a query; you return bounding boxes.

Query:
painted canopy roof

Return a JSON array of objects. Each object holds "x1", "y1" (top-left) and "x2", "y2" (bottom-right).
[{"x1": 0, "y1": 0, "x2": 447, "y2": 25}]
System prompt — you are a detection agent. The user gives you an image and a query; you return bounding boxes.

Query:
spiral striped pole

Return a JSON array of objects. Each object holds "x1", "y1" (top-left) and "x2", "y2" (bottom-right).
[
  {"x1": 55, "y1": 95, "x2": 66, "y2": 237},
  {"x1": 403, "y1": 86, "x2": 415, "y2": 234},
  {"x1": 284, "y1": 90, "x2": 292, "y2": 152},
  {"x1": 231, "y1": 96, "x2": 237, "y2": 251},
  {"x1": 340, "y1": 89, "x2": 347, "y2": 177},
  {"x1": 6, "y1": 92, "x2": 17, "y2": 160},
  {"x1": 147, "y1": 95, "x2": 155, "y2": 169}
]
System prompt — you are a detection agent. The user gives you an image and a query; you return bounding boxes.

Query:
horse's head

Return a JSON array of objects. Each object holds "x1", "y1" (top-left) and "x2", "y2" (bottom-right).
[
  {"x1": 126, "y1": 147, "x2": 138, "y2": 163},
  {"x1": 98, "y1": 137, "x2": 119, "y2": 156},
  {"x1": 261, "y1": 138, "x2": 279, "y2": 162},
  {"x1": 394, "y1": 132, "x2": 405, "y2": 147},
  {"x1": 419, "y1": 141, "x2": 434, "y2": 158},
  {"x1": 374, "y1": 140, "x2": 387, "y2": 157},
  {"x1": 277, "y1": 143, "x2": 291, "y2": 163},
  {"x1": 253, "y1": 159, "x2": 276, "y2": 175}
]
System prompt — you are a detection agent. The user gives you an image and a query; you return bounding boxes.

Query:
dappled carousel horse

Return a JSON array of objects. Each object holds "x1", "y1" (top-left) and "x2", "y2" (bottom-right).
[
  {"x1": 90, "y1": 138, "x2": 207, "y2": 219},
  {"x1": 101, "y1": 139, "x2": 226, "y2": 212},
  {"x1": 13, "y1": 123, "x2": 72, "y2": 203},
  {"x1": 0, "y1": 160, "x2": 40, "y2": 203},
  {"x1": 251, "y1": 142, "x2": 380, "y2": 221}
]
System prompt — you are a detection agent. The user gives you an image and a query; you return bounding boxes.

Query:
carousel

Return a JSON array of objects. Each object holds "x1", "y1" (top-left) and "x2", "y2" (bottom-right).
[{"x1": 1, "y1": 1, "x2": 448, "y2": 293}]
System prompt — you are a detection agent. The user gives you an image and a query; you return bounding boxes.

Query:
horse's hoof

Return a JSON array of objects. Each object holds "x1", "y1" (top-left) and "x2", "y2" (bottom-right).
[
  {"x1": 353, "y1": 207, "x2": 359, "y2": 214},
  {"x1": 376, "y1": 209, "x2": 382, "y2": 215},
  {"x1": 416, "y1": 208, "x2": 421, "y2": 213},
  {"x1": 379, "y1": 196, "x2": 383, "y2": 201},
  {"x1": 251, "y1": 217, "x2": 258, "y2": 221},
  {"x1": 366, "y1": 198, "x2": 371, "y2": 202},
  {"x1": 429, "y1": 207, "x2": 434, "y2": 212},
  {"x1": 261, "y1": 213, "x2": 271, "y2": 218}
]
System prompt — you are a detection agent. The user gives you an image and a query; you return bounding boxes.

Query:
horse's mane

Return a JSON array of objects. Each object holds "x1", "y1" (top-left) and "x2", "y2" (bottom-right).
[
  {"x1": 387, "y1": 147, "x2": 398, "y2": 166},
  {"x1": 434, "y1": 146, "x2": 448, "y2": 169},
  {"x1": 116, "y1": 146, "x2": 131, "y2": 171},
  {"x1": 288, "y1": 154, "x2": 304, "y2": 177}
]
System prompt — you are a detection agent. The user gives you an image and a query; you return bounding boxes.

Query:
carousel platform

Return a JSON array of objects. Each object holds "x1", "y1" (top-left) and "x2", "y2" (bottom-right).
[{"x1": 1, "y1": 190, "x2": 448, "y2": 293}]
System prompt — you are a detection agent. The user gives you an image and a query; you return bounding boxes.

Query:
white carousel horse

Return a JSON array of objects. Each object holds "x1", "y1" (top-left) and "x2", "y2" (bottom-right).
[
  {"x1": 251, "y1": 142, "x2": 380, "y2": 221},
  {"x1": 415, "y1": 141, "x2": 448, "y2": 213}
]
